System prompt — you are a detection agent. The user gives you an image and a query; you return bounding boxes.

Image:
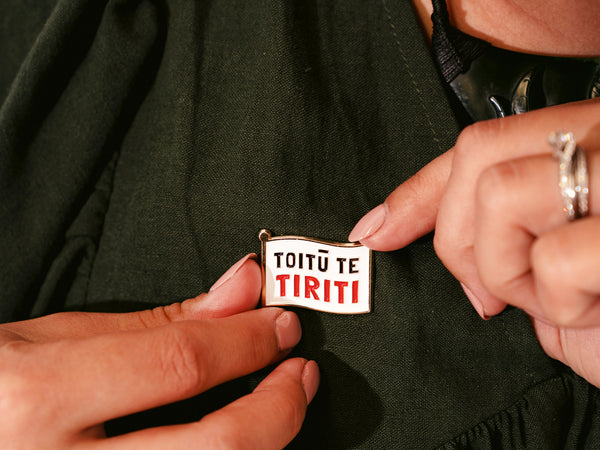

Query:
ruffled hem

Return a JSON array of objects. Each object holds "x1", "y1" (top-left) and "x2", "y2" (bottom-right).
[{"x1": 438, "y1": 372, "x2": 600, "y2": 449}]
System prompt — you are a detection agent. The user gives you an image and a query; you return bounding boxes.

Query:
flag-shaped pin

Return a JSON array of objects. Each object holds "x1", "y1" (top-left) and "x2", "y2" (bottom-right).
[{"x1": 259, "y1": 230, "x2": 372, "y2": 314}]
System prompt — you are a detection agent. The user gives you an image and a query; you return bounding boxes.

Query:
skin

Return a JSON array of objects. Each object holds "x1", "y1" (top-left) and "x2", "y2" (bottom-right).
[
  {"x1": 0, "y1": 255, "x2": 319, "y2": 449},
  {"x1": 411, "y1": 0, "x2": 600, "y2": 56},
  {"x1": 351, "y1": 0, "x2": 600, "y2": 389},
  {"x1": 2, "y1": 2, "x2": 598, "y2": 447},
  {"x1": 351, "y1": 99, "x2": 600, "y2": 386}
]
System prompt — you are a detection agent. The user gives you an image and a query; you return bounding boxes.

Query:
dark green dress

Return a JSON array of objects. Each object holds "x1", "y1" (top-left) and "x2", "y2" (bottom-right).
[{"x1": 1, "y1": 1, "x2": 598, "y2": 447}]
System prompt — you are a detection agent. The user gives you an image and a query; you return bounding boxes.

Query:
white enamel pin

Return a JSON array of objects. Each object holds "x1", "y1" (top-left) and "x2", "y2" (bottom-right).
[{"x1": 259, "y1": 229, "x2": 372, "y2": 314}]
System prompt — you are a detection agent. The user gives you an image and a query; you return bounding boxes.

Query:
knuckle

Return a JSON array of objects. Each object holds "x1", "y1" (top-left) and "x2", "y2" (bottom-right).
[
  {"x1": 0, "y1": 342, "x2": 41, "y2": 432},
  {"x1": 530, "y1": 233, "x2": 576, "y2": 292},
  {"x1": 158, "y1": 324, "x2": 204, "y2": 392},
  {"x1": 530, "y1": 237, "x2": 587, "y2": 326},
  {"x1": 454, "y1": 120, "x2": 499, "y2": 160},
  {"x1": 480, "y1": 270, "x2": 522, "y2": 303},
  {"x1": 136, "y1": 302, "x2": 185, "y2": 328},
  {"x1": 476, "y1": 267, "x2": 499, "y2": 294},
  {"x1": 0, "y1": 380, "x2": 33, "y2": 426},
  {"x1": 476, "y1": 161, "x2": 521, "y2": 215},
  {"x1": 158, "y1": 302, "x2": 185, "y2": 322},
  {"x1": 433, "y1": 227, "x2": 457, "y2": 271},
  {"x1": 530, "y1": 236, "x2": 561, "y2": 283},
  {"x1": 433, "y1": 224, "x2": 463, "y2": 270}
]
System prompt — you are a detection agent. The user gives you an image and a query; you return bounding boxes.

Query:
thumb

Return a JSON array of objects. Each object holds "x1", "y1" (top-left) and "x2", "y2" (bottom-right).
[{"x1": 349, "y1": 150, "x2": 453, "y2": 251}]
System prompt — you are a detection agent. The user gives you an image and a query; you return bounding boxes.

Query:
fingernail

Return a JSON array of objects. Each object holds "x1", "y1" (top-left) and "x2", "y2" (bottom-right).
[
  {"x1": 461, "y1": 282, "x2": 489, "y2": 320},
  {"x1": 349, "y1": 204, "x2": 387, "y2": 242},
  {"x1": 301, "y1": 360, "x2": 320, "y2": 403},
  {"x1": 210, "y1": 253, "x2": 256, "y2": 292},
  {"x1": 275, "y1": 311, "x2": 302, "y2": 351}
]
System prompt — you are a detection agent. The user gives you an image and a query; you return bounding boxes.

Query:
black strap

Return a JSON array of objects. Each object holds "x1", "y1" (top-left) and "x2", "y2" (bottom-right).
[{"x1": 431, "y1": 0, "x2": 490, "y2": 83}]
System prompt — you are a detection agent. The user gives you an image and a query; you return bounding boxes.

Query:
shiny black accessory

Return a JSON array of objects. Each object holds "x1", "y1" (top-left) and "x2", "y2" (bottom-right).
[{"x1": 431, "y1": 0, "x2": 600, "y2": 122}]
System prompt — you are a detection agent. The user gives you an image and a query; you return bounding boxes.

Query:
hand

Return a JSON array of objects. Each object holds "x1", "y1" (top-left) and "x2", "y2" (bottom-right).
[
  {"x1": 0, "y1": 254, "x2": 319, "y2": 449},
  {"x1": 349, "y1": 98, "x2": 600, "y2": 386}
]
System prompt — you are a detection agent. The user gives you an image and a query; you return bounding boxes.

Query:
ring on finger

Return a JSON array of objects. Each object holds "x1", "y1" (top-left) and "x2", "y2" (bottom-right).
[{"x1": 549, "y1": 131, "x2": 589, "y2": 221}]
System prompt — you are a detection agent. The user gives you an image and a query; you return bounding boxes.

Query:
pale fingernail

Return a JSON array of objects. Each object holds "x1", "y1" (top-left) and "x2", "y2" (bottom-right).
[
  {"x1": 301, "y1": 360, "x2": 320, "y2": 403},
  {"x1": 461, "y1": 282, "x2": 489, "y2": 320},
  {"x1": 349, "y1": 203, "x2": 387, "y2": 242},
  {"x1": 275, "y1": 311, "x2": 302, "y2": 351},
  {"x1": 209, "y1": 253, "x2": 256, "y2": 292}
]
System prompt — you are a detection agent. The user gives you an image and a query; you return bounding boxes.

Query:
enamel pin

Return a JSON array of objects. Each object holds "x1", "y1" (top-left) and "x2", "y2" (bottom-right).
[{"x1": 259, "y1": 229, "x2": 372, "y2": 314}]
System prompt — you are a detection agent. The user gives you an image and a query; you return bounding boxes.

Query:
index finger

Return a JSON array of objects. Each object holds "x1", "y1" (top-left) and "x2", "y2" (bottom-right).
[
  {"x1": 1, "y1": 254, "x2": 261, "y2": 342},
  {"x1": 350, "y1": 98, "x2": 600, "y2": 252}
]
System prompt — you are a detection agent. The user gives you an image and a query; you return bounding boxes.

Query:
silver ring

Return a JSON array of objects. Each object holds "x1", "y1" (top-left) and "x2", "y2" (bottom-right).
[
  {"x1": 574, "y1": 144, "x2": 589, "y2": 218},
  {"x1": 549, "y1": 131, "x2": 589, "y2": 221}
]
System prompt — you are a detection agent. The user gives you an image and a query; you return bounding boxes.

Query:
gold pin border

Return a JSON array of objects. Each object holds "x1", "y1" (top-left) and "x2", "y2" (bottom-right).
[{"x1": 259, "y1": 229, "x2": 372, "y2": 314}]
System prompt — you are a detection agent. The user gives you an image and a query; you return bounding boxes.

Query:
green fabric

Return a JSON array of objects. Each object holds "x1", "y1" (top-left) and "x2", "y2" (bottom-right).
[{"x1": 1, "y1": 0, "x2": 599, "y2": 448}]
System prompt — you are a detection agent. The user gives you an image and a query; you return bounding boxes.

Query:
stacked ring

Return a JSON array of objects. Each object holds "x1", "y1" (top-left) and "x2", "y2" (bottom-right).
[
  {"x1": 574, "y1": 142, "x2": 589, "y2": 218},
  {"x1": 549, "y1": 131, "x2": 589, "y2": 221}
]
